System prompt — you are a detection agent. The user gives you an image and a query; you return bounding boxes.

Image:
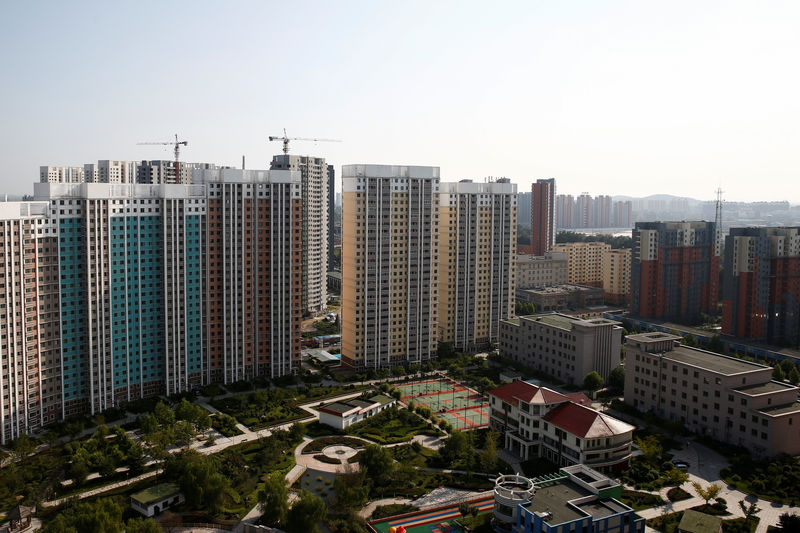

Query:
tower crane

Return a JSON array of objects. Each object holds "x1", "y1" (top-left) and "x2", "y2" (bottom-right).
[
  {"x1": 268, "y1": 129, "x2": 341, "y2": 154},
  {"x1": 137, "y1": 134, "x2": 189, "y2": 183}
]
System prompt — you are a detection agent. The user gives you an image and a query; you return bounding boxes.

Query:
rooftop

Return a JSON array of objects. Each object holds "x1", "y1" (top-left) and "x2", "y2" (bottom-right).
[
  {"x1": 664, "y1": 345, "x2": 768, "y2": 375},
  {"x1": 519, "y1": 284, "x2": 603, "y2": 296},
  {"x1": 678, "y1": 510, "x2": 722, "y2": 533},
  {"x1": 327, "y1": 271, "x2": 342, "y2": 280},
  {"x1": 735, "y1": 381, "x2": 797, "y2": 396},
  {"x1": 543, "y1": 402, "x2": 635, "y2": 438},
  {"x1": 319, "y1": 394, "x2": 394, "y2": 416},
  {"x1": 520, "y1": 313, "x2": 620, "y2": 331},
  {"x1": 131, "y1": 483, "x2": 181, "y2": 506},
  {"x1": 759, "y1": 402, "x2": 800, "y2": 417}
]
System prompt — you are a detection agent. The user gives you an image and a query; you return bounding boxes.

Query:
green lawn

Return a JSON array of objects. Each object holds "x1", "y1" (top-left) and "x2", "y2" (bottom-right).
[{"x1": 347, "y1": 407, "x2": 441, "y2": 444}]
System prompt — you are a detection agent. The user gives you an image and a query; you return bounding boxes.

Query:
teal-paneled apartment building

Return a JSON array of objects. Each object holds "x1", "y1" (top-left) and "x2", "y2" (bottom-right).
[{"x1": 0, "y1": 168, "x2": 302, "y2": 443}]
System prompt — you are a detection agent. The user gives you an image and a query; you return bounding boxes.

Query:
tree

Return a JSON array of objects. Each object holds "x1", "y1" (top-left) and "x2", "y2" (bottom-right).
[
  {"x1": 635, "y1": 435, "x2": 663, "y2": 463},
  {"x1": 665, "y1": 468, "x2": 689, "y2": 486},
  {"x1": 788, "y1": 366, "x2": 800, "y2": 386},
  {"x1": 515, "y1": 301, "x2": 536, "y2": 315},
  {"x1": 42, "y1": 497, "x2": 125, "y2": 533},
  {"x1": 392, "y1": 365, "x2": 406, "y2": 377},
  {"x1": 360, "y1": 444, "x2": 394, "y2": 485},
  {"x1": 259, "y1": 473, "x2": 289, "y2": 527},
  {"x1": 154, "y1": 400, "x2": 175, "y2": 426},
  {"x1": 479, "y1": 431, "x2": 499, "y2": 472},
  {"x1": 608, "y1": 365, "x2": 625, "y2": 392},
  {"x1": 707, "y1": 335, "x2": 724, "y2": 354},
  {"x1": 777, "y1": 513, "x2": 800, "y2": 531},
  {"x1": 692, "y1": 482, "x2": 721, "y2": 505},
  {"x1": 286, "y1": 490, "x2": 327, "y2": 533},
  {"x1": 174, "y1": 420, "x2": 196, "y2": 447},
  {"x1": 437, "y1": 341, "x2": 456, "y2": 360},
  {"x1": 681, "y1": 334, "x2": 699, "y2": 347},
  {"x1": 774, "y1": 365, "x2": 787, "y2": 381},
  {"x1": 334, "y1": 471, "x2": 370, "y2": 510},
  {"x1": 441, "y1": 431, "x2": 472, "y2": 468},
  {"x1": 139, "y1": 413, "x2": 159, "y2": 435},
  {"x1": 125, "y1": 517, "x2": 162, "y2": 533},
  {"x1": 11, "y1": 434, "x2": 35, "y2": 465},
  {"x1": 582, "y1": 371, "x2": 604, "y2": 392},
  {"x1": 738, "y1": 500, "x2": 761, "y2": 521},
  {"x1": 165, "y1": 450, "x2": 229, "y2": 513}
]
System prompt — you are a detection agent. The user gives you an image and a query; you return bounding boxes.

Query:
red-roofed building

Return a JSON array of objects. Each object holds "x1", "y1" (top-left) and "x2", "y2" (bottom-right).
[{"x1": 489, "y1": 380, "x2": 633, "y2": 473}]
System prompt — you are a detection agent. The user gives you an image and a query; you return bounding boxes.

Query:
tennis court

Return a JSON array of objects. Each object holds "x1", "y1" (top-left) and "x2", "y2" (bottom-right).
[
  {"x1": 393, "y1": 378, "x2": 489, "y2": 430},
  {"x1": 368, "y1": 494, "x2": 494, "y2": 533}
]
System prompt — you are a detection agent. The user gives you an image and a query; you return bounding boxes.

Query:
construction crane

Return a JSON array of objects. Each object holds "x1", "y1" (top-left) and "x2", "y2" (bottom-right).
[
  {"x1": 268, "y1": 129, "x2": 341, "y2": 154},
  {"x1": 137, "y1": 134, "x2": 189, "y2": 183}
]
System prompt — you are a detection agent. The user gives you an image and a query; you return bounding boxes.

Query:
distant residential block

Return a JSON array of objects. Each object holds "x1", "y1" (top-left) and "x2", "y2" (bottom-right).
[
  {"x1": 602, "y1": 248, "x2": 631, "y2": 305},
  {"x1": 722, "y1": 227, "x2": 800, "y2": 346},
  {"x1": 625, "y1": 332, "x2": 800, "y2": 457},
  {"x1": 531, "y1": 179, "x2": 556, "y2": 256},
  {"x1": 552, "y1": 241, "x2": 610, "y2": 287},
  {"x1": 499, "y1": 313, "x2": 622, "y2": 383},
  {"x1": 631, "y1": 221, "x2": 719, "y2": 325}
]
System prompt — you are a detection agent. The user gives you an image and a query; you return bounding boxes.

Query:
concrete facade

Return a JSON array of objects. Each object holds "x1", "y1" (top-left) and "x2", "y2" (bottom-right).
[
  {"x1": 516, "y1": 252, "x2": 567, "y2": 289},
  {"x1": 722, "y1": 227, "x2": 800, "y2": 347},
  {"x1": 438, "y1": 179, "x2": 517, "y2": 351},
  {"x1": 624, "y1": 332, "x2": 800, "y2": 457},
  {"x1": 341, "y1": 164, "x2": 439, "y2": 370},
  {"x1": 602, "y1": 248, "x2": 631, "y2": 305},
  {"x1": 631, "y1": 221, "x2": 719, "y2": 325},
  {"x1": 271, "y1": 155, "x2": 329, "y2": 316},
  {"x1": 552, "y1": 242, "x2": 610, "y2": 287},
  {"x1": 489, "y1": 381, "x2": 633, "y2": 472},
  {"x1": 531, "y1": 179, "x2": 556, "y2": 256},
  {"x1": 499, "y1": 313, "x2": 622, "y2": 384}
]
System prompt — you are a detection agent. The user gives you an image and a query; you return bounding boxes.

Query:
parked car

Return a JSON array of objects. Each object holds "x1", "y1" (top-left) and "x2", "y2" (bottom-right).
[{"x1": 671, "y1": 460, "x2": 690, "y2": 471}]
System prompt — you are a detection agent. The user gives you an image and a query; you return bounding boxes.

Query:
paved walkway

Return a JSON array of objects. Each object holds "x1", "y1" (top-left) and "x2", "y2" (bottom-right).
[
  {"x1": 42, "y1": 469, "x2": 161, "y2": 507},
  {"x1": 632, "y1": 440, "x2": 800, "y2": 532}
]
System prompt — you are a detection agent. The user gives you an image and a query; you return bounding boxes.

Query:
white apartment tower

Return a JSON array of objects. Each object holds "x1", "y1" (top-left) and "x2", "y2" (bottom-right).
[
  {"x1": 341, "y1": 165, "x2": 439, "y2": 370},
  {"x1": 438, "y1": 179, "x2": 517, "y2": 351},
  {"x1": 270, "y1": 155, "x2": 328, "y2": 315}
]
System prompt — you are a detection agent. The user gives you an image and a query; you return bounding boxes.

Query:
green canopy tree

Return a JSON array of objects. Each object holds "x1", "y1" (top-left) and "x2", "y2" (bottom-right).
[
  {"x1": 607, "y1": 365, "x2": 625, "y2": 392},
  {"x1": 582, "y1": 371, "x2": 604, "y2": 392},
  {"x1": 258, "y1": 473, "x2": 289, "y2": 527},
  {"x1": 286, "y1": 490, "x2": 327, "y2": 533}
]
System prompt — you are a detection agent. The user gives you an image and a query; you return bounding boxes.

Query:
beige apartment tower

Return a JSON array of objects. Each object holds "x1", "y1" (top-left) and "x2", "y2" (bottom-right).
[
  {"x1": 271, "y1": 155, "x2": 329, "y2": 316},
  {"x1": 602, "y1": 248, "x2": 631, "y2": 305},
  {"x1": 438, "y1": 179, "x2": 517, "y2": 351},
  {"x1": 552, "y1": 241, "x2": 610, "y2": 287},
  {"x1": 341, "y1": 165, "x2": 439, "y2": 370}
]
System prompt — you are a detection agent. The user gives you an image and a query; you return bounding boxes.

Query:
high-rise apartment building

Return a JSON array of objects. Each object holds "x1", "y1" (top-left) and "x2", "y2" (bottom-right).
[
  {"x1": 499, "y1": 313, "x2": 622, "y2": 383},
  {"x1": 0, "y1": 167, "x2": 303, "y2": 444},
  {"x1": 625, "y1": 332, "x2": 800, "y2": 456},
  {"x1": 517, "y1": 192, "x2": 531, "y2": 229},
  {"x1": 341, "y1": 164, "x2": 439, "y2": 370},
  {"x1": 552, "y1": 241, "x2": 610, "y2": 287},
  {"x1": 0, "y1": 202, "x2": 61, "y2": 442},
  {"x1": 631, "y1": 221, "x2": 719, "y2": 325},
  {"x1": 327, "y1": 164, "x2": 336, "y2": 270},
  {"x1": 722, "y1": 227, "x2": 800, "y2": 346},
  {"x1": 39, "y1": 166, "x2": 85, "y2": 183},
  {"x1": 84, "y1": 160, "x2": 137, "y2": 183},
  {"x1": 270, "y1": 155, "x2": 328, "y2": 316},
  {"x1": 438, "y1": 179, "x2": 516, "y2": 351},
  {"x1": 602, "y1": 248, "x2": 631, "y2": 305},
  {"x1": 530, "y1": 179, "x2": 556, "y2": 256},
  {"x1": 201, "y1": 169, "x2": 303, "y2": 382}
]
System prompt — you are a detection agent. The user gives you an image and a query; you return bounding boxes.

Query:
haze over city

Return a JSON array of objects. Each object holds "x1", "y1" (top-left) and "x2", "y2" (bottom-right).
[{"x1": 2, "y1": 1, "x2": 799, "y2": 202}]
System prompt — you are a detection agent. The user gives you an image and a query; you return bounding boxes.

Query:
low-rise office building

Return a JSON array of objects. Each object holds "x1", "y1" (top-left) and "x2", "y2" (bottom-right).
[
  {"x1": 493, "y1": 464, "x2": 645, "y2": 533},
  {"x1": 499, "y1": 313, "x2": 622, "y2": 384},
  {"x1": 317, "y1": 394, "x2": 395, "y2": 430},
  {"x1": 516, "y1": 252, "x2": 567, "y2": 289},
  {"x1": 489, "y1": 380, "x2": 634, "y2": 472},
  {"x1": 624, "y1": 332, "x2": 800, "y2": 456},
  {"x1": 516, "y1": 284, "x2": 605, "y2": 313}
]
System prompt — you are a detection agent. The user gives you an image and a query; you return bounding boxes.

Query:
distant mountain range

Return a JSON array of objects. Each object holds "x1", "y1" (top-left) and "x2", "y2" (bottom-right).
[{"x1": 611, "y1": 194, "x2": 705, "y2": 206}]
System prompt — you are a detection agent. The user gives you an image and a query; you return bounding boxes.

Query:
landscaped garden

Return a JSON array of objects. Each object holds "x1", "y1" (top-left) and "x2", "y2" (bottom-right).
[
  {"x1": 210, "y1": 384, "x2": 368, "y2": 430},
  {"x1": 720, "y1": 454, "x2": 800, "y2": 504},
  {"x1": 302, "y1": 436, "x2": 366, "y2": 454},
  {"x1": 347, "y1": 406, "x2": 442, "y2": 444}
]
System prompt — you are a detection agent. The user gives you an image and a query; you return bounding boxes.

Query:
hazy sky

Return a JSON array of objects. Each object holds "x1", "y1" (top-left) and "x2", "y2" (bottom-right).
[{"x1": 1, "y1": 1, "x2": 799, "y2": 202}]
